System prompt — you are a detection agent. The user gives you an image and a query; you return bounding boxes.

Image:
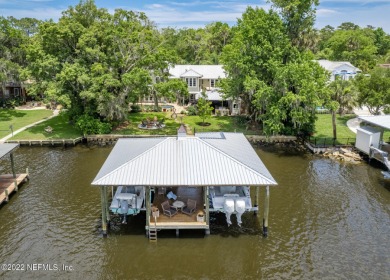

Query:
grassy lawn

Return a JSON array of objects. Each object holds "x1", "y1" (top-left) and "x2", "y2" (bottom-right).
[
  {"x1": 113, "y1": 112, "x2": 181, "y2": 135},
  {"x1": 181, "y1": 115, "x2": 260, "y2": 135},
  {"x1": 10, "y1": 113, "x2": 82, "y2": 140},
  {"x1": 113, "y1": 113, "x2": 261, "y2": 135},
  {"x1": 0, "y1": 109, "x2": 53, "y2": 138},
  {"x1": 314, "y1": 114, "x2": 357, "y2": 139}
]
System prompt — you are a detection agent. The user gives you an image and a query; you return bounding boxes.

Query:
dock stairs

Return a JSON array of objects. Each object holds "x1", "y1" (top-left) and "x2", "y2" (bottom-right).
[{"x1": 149, "y1": 217, "x2": 157, "y2": 242}]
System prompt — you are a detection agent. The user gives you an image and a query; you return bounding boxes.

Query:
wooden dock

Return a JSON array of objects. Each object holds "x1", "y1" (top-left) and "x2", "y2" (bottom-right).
[
  {"x1": 147, "y1": 186, "x2": 208, "y2": 230},
  {"x1": 0, "y1": 173, "x2": 29, "y2": 205},
  {"x1": 6, "y1": 137, "x2": 83, "y2": 146}
]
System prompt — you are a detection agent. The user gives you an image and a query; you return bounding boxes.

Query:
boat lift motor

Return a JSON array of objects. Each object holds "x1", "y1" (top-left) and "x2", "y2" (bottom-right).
[
  {"x1": 235, "y1": 199, "x2": 246, "y2": 227},
  {"x1": 223, "y1": 199, "x2": 235, "y2": 226}
]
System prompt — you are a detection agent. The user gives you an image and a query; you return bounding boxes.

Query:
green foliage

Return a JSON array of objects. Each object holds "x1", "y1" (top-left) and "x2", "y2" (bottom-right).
[
  {"x1": 271, "y1": 0, "x2": 319, "y2": 51},
  {"x1": 325, "y1": 28, "x2": 377, "y2": 71},
  {"x1": 76, "y1": 115, "x2": 112, "y2": 135},
  {"x1": 186, "y1": 106, "x2": 197, "y2": 116},
  {"x1": 160, "y1": 22, "x2": 232, "y2": 64},
  {"x1": 221, "y1": 7, "x2": 328, "y2": 136},
  {"x1": 326, "y1": 77, "x2": 357, "y2": 115},
  {"x1": 354, "y1": 67, "x2": 390, "y2": 115},
  {"x1": 130, "y1": 104, "x2": 141, "y2": 113},
  {"x1": 197, "y1": 93, "x2": 213, "y2": 125},
  {"x1": 24, "y1": 0, "x2": 176, "y2": 124}
]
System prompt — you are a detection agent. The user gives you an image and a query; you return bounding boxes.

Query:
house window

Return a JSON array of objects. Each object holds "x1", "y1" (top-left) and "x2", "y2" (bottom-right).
[
  {"x1": 186, "y1": 78, "x2": 196, "y2": 87},
  {"x1": 5, "y1": 89, "x2": 10, "y2": 98},
  {"x1": 340, "y1": 70, "x2": 348, "y2": 80},
  {"x1": 210, "y1": 79, "x2": 217, "y2": 87},
  {"x1": 14, "y1": 88, "x2": 20, "y2": 97}
]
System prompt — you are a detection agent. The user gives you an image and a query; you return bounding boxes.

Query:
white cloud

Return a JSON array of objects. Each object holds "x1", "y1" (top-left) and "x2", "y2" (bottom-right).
[
  {"x1": 316, "y1": 8, "x2": 340, "y2": 17},
  {"x1": 0, "y1": 7, "x2": 63, "y2": 21},
  {"x1": 315, "y1": 4, "x2": 390, "y2": 32}
]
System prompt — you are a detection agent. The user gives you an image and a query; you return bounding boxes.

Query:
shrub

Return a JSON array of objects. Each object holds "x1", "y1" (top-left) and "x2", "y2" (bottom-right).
[
  {"x1": 130, "y1": 104, "x2": 141, "y2": 113},
  {"x1": 186, "y1": 106, "x2": 197, "y2": 116},
  {"x1": 76, "y1": 115, "x2": 112, "y2": 135}
]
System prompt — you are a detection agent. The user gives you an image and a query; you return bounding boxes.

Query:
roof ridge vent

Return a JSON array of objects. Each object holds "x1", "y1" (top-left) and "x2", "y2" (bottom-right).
[{"x1": 177, "y1": 124, "x2": 187, "y2": 140}]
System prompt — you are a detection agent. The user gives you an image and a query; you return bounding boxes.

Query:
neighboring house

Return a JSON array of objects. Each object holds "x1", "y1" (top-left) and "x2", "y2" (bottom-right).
[
  {"x1": 316, "y1": 60, "x2": 362, "y2": 81},
  {"x1": 169, "y1": 65, "x2": 241, "y2": 115},
  {"x1": 0, "y1": 81, "x2": 28, "y2": 102}
]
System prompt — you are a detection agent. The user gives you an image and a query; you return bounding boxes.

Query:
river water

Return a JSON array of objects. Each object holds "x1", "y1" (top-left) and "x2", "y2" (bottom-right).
[{"x1": 0, "y1": 145, "x2": 389, "y2": 279}]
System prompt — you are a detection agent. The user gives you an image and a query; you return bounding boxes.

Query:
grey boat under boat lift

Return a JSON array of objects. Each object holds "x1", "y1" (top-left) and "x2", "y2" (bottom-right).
[
  {"x1": 91, "y1": 128, "x2": 277, "y2": 240},
  {"x1": 356, "y1": 115, "x2": 390, "y2": 179}
]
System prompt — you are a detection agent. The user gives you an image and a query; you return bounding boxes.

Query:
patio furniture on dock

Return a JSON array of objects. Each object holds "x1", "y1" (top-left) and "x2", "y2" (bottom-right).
[
  {"x1": 161, "y1": 201, "x2": 178, "y2": 217},
  {"x1": 182, "y1": 199, "x2": 196, "y2": 216}
]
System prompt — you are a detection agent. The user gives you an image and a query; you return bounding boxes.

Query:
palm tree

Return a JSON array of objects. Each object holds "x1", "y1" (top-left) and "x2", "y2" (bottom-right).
[{"x1": 327, "y1": 77, "x2": 357, "y2": 139}]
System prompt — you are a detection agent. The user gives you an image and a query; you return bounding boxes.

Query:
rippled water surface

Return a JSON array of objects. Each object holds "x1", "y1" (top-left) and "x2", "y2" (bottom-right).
[{"x1": 0, "y1": 145, "x2": 389, "y2": 279}]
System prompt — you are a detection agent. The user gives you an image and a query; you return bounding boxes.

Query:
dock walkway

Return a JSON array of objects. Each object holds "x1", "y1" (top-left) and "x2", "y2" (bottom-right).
[{"x1": 0, "y1": 173, "x2": 29, "y2": 205}]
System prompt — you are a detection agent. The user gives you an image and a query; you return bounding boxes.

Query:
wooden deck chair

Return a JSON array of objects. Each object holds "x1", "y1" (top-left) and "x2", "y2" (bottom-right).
[
  {"x1": 182, "y1": 199, "x2": 197, "y2": 216},
  {"x1": 161, "y1": 201, "x2": 177, "y2": 217}
]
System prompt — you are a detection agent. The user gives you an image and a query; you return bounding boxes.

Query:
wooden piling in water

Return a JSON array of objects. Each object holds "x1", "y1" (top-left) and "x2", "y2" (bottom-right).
[
  {"x1": 10, "y1": 153, "x2": 16, "y2": 178},
  {"x1": 254, "y1": 186, "x2": 259, "y2": 215},
  {"x1": 263, "y1": 186, "x2": 270, "y2": 237},
  {"x1": 104, "y1": 187, "x2": 110, "y2": 223},
  {"x1": 100, "y1": 186, "x2": 107, "y2": 237},
  {"x1": 205, "y1": 186, "x2": 210, "y2": 235},
  {"x1": 145, "y1": 186, "x2": 151, "y2": 236}
]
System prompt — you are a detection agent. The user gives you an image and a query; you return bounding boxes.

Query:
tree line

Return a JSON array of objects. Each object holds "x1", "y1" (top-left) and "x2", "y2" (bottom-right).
[{"x1": 0, "y1": 0, "x2": 389, "y2": 136}]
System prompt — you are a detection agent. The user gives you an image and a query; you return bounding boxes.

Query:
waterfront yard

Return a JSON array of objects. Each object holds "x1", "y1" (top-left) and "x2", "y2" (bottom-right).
[
  {"x1": 10, "y1": 113, "x2": 82, "y2": 140},
  {"x1": 0, "y1": 109, "x2": 53, "y2": 138},
  {"x1": 313, "y1": 114, "x2": 356, "y2": 138},
  {"x1": 313, "y1": 113, "x2": 390, "y2": 142},
  {"x1": 113, "y1": 113, "x2": 261, "y2": 135},
  {"x1": 5, "y1": 109, "x2": 390, "y2": 142}
]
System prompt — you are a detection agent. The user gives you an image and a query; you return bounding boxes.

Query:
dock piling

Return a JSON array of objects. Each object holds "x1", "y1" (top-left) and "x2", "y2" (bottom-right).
[
  {"x1": 254, "y1": 186, "x2": 259, "y2": 216},
  {"x1": 263, "y1": 186, "x2": 270, "y2": 237},
  {"x1": 100, "y1": 186, "x2": 108, "y2": 237}
]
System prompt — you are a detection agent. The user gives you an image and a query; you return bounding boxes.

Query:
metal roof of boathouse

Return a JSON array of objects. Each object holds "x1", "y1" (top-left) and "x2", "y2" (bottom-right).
[
  {"x1": 359, "y1": 115, "x2": 390, "y2": 130},
  {"x1": 0, "y1": 143, "x2": 19, "y2": 160},
  {"x1": 92, "y1": 133, "x2": 277, "y2": 187}
]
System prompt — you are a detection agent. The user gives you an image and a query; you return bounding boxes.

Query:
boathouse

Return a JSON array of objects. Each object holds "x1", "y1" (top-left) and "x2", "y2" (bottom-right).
[
  {"x1": 356, "y1": 115, "x2": 390, "y2": 178},
  {"x1": 92, "y1": 127, "x2": 277, "y2": 239},
  {"x1": 0, "y1": 143, "x2": 29, "y2": 205}
]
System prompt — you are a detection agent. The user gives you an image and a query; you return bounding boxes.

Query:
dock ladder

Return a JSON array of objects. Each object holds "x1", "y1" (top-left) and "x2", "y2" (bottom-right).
[{"x1": 149, "y1": 216, "x2": 157, "y2": 242}]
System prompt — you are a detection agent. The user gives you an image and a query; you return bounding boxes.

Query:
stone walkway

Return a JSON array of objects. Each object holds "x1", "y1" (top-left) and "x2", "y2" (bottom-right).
[{"x1": 0, "y1": 109, "x2": 59, "y2": 143}]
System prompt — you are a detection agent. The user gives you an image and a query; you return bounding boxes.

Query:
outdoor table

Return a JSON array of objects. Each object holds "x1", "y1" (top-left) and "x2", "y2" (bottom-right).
[{"x1": 172, "y1": 200, "x2": 185, "y2": 211}]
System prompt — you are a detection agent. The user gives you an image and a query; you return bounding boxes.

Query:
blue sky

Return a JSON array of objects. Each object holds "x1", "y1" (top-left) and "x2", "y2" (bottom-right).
[{"x1": 1, "y1": 0, "x2": 389, "y2": 32}]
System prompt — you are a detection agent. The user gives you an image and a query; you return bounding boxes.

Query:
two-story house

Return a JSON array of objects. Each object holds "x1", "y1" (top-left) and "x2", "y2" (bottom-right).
[
  {"x1": 0, "y1": 81, "x2": 28, "y2": 102},
  {"x1": 316, "y1": 59, "x2": 361, "y2": 81},
  {"x1": 168, "y1": 65, "x2": 241, "y2": 115}
]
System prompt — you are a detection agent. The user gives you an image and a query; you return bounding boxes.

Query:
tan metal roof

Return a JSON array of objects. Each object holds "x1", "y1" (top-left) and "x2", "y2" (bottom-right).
[{"x1": 92, "y1": 134, "x2": 277, "y2": 187}]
